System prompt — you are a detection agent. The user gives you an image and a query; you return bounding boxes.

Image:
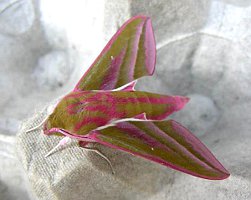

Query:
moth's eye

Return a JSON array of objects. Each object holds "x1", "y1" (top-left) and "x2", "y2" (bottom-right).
[
  {"x1": 46, "y1": 103, "x2": 57, "y2": 115},
  {"x1": 43, "y1": 120, "x2": 51, "y2": 135}
]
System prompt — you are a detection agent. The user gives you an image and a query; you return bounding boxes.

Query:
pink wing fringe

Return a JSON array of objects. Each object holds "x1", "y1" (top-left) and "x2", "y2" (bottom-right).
[{"x1": 74, "y1": 15, "x2": 156, "y2": 91}]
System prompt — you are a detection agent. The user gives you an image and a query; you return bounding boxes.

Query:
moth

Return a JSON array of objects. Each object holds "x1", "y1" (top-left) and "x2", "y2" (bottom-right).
[{"x1": 27, "y1": 15, "x2": 229, "y2": 180}]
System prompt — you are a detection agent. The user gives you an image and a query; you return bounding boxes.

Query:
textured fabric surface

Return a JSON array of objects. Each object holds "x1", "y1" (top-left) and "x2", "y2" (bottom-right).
[
  {"x1": 16, "y1": 102, "x2": 251, "y2": 200},
  {"x1": 16, "y1": 105, "x2": 175, "y2": 200}
]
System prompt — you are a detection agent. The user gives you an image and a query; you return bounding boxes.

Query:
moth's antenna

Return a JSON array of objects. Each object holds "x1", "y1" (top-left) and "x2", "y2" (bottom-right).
[
  {"x1": 26, "y1": 104, "x2": 55, "y2": 133},
  {"x1": 26, "y1": 117, "x2": 48, "y2": 133},
  {"x1": 45, "y1": 137, "x2": 71, "y2": 158},
  {"x1": 81, "y1": 146, "x2": 115, "y2": 174}
]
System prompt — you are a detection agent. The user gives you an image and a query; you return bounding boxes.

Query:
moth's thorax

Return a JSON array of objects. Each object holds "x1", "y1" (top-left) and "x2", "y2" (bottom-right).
[{"x1": 43, "y1": 91, "x2": 90, "y2": 135}]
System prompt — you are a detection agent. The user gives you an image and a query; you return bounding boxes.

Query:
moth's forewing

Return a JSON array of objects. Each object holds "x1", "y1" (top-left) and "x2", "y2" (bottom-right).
[
  {"x1": 74, "y1": 15, "x2": 156, "y2": 91},
  {"x1": 91, "y1": 120, "x2": 230, "y2": 180}
]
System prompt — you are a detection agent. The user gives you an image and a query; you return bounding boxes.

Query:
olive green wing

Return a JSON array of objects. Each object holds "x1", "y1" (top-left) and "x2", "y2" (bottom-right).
[
  {"x1": 90, "y1": 120, "x2": 229, "y2": 180},
  {"x1": 74, "y1": 15, "x2": 156, "y2": 91}
]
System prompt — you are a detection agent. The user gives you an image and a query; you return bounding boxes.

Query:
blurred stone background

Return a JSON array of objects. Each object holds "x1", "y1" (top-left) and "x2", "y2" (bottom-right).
[{"x1": 1, "y1": 0, "x2": 251, "y2": 199}]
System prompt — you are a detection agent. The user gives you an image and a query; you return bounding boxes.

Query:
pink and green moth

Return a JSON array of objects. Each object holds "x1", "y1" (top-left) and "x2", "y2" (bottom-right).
[{"x1": 27, "y1": 15, "x2": 230, "y2": 180}]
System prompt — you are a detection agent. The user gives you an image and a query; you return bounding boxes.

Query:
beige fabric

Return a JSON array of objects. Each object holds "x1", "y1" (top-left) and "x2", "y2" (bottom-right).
[{"x1": 16, "y1": 106, "x2": 174, "y2": 200}]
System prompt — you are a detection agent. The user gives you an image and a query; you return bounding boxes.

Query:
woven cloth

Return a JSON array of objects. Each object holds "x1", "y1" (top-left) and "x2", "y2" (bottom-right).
[{"x1": 16, "y1": 105, "x2": 174, "y2": 200}]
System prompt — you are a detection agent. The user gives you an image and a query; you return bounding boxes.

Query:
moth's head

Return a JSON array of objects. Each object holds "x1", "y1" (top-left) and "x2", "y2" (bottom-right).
[
  {"x1": 42, "y1": 98, "x2": 71, "y2": 136},
  {"x1": 43, "y1": 118, "x2": 52, "y2": 135},
  {"x1": 43, "y1": 112, "x2": 66, "y2": 136},
  {"x1": 42, "y1": 103, "x2": 61, "y2": 135}
]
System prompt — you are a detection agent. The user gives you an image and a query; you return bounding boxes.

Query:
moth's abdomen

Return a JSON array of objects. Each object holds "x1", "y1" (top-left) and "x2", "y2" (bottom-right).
[{"x1": 113, "y1": 91, "x2": 188, "y2": 120}]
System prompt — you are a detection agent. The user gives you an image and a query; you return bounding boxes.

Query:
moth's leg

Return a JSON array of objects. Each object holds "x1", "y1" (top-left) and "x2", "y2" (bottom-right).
[
  {"x1": 79, "y1": 142, "x2": 115, "y2": 174},
  {"x1": 44, "y1": 128, "x2": 95, "y2": 158},
  {"x1": 79, "y1": 141, "x2": 89, "y2": 147},
  {"x1": 43, "y1": 127, "x2": 65, "y2": 136},
  {"x1": 45, "y1": 136, "x2": 71, "y2": 157},
  {"x1": 44, "y1": 128, "x2": 73, "y2": 157},
  {"x1": 44, "y1": 128, "x2": 95, "y2": 143}
]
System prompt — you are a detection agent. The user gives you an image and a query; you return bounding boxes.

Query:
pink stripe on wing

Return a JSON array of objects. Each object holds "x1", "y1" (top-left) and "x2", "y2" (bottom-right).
[
  {"x1": 100, "y1": 47, "x2": 127, "y2": 90},
  {"x1": 142, "y1": 122, "x2": 215, "y2": 170},
  {"x1": 128, "y1": 21, "x2": 145, "y2": 81},
  {"x1": 74, "y1": 116, "x2": 109, "y2": 132},
  {"x1": 116, "y1": 122, "x2": 173, "y2": 152},
  {"x1": 74, "y1": 16, "x2": 149, "y2": 91},
  {"x1": 90, "y1": 130, "x2": 228, "y2": 180},
  {"x1": 169, "y1": 120, "x2": 230, "y2": 174},
  {"x1": 84, "y1": 104, "x2": 124, "y2": 119},
  {"x1": 144, "y1": 17, "x2": 156, "y2": 75}
]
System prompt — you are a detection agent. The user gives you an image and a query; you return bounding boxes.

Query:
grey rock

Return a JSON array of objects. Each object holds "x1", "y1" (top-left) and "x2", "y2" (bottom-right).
[
  {"x1": 172, "y1": 94, "x2": 219, "y2": 137},
  {"x1": 0, "y1": 156, "x2": 30, "y2": 200},
  {"x1": 211, "y1": 43, "x2": 251, "y2": 109},
  {"x1": 0, "y1": 0, "x2": 35, "y2": 35},
  {"x1": 104, "y1": 0, "x2": 130, "y2": 41},
  {"x1": 0, "y1": 134, "x2": 30, "y2": 200},
  {"x1": 39, "y1": 0, "x2": 106, "y2": 51},
  {"x1": 154, "y1": 35, "x2": 200, "y2": 95},
  {"x1": 0, "y1": 0, "x2": 51, "y2": 137},
  {"x1": 0, "y1": 118, "x2": 20, "y2": 135},
  {"x1": 205, "y1": 1, "x2": 251, "y2": 40},
  {"x1": 136, "y1": 75, "x2": 172, "y2": 94},
  {"x1": 105, "y1": 0, "x2": 211, "y2": 45},
  {"x1": 191, "y1": 35, "x2": 229, "y2": 96},
  {"x1": 39, "y1": 0, "x2": 68, "y2": 50},
  {"x1": 220, "y1": 0, "x2": 251, "y2": 7},
  {"x1": 33, "y1": 51, "x2": 70, "y2": 90}
]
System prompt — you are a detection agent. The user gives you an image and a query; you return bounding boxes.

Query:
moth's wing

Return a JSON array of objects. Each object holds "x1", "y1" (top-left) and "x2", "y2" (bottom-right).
[
  {"x1": 91, "y1": 120, "x2": 229, "y2": 180},
  {"x1": 74, "y1": 15, "x2": 156, "y2": 91}
]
